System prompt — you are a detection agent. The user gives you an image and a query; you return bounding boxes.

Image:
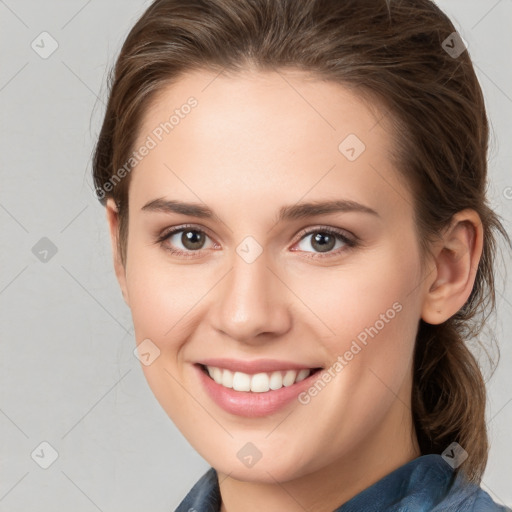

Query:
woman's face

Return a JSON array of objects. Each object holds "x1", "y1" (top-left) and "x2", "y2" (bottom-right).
[{"x1": 112, "y1": 69, "x2": 428, "y2": 483}]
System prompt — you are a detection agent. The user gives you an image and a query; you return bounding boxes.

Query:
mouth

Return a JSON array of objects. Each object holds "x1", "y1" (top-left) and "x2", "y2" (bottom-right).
[
  {"x1": 197, "y1": 363, "x2": 323, "y2": 393},
  {"x1": 194, "y1": 359, "x2": 326, "y2": 417}
]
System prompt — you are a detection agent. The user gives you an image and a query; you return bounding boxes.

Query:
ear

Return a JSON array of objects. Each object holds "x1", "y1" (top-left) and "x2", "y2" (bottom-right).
[
  {"x1": 421, "y1": 209, "x2": 483, "y2": 324},
  {"x1": 105, "y1": 198, "x2": 130, "y2": 306}
]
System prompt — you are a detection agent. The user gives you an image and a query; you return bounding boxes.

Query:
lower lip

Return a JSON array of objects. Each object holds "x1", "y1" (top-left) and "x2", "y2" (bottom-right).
[{"x1": 195, "y1": 364, "x2": 321, "y2": 417}]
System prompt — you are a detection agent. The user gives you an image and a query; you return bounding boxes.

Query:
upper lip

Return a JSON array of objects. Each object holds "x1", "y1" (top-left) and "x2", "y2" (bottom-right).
[{"x1": 196, "y1": 358, "x2": 323, "y2": 374}]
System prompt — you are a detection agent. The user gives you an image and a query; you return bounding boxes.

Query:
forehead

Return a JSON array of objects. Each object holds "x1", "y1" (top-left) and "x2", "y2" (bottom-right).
[
  {"x1": 138, "y1": 67, "x2": 388, "y2": 149},
  {"x1": 130, "y1": 68, "x2": 411, "y2": 220}
]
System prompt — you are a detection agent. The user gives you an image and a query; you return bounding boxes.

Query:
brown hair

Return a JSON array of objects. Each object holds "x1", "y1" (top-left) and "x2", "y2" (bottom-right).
[{"x1": 92, "y1": 0, "x2": 510, "y2": 483}]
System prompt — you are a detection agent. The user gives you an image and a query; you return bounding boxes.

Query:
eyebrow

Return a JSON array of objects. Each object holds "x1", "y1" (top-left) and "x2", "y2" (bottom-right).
[{"x1": 141, "y1": 197, "x2": 379, "y2": 222}]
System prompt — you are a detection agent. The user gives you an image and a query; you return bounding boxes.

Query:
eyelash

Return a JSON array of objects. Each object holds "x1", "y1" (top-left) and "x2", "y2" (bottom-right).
[{"x1": 155, "y1": 224, "x2": 358, "y2": 259}]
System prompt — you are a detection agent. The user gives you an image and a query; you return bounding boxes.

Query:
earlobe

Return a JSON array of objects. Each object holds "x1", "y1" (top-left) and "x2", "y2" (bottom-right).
[
  {"x1": 421, "y1": 210, "x2": 483, "y2": 325},
  {"x1": 105, "y1": 198, "x2": 130, "y2": 307}
]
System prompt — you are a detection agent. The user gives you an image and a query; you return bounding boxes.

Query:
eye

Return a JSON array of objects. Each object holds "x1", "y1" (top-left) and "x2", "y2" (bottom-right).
[
  {"x1": 156, "y1": 224, "x2": 357, "y2": 259},
  {"x1": 156, "y1": 224, "x2": 217, "y2": 257},
  {"x1": 292, "y1": 227, "x2": 357, "y2": 258}
]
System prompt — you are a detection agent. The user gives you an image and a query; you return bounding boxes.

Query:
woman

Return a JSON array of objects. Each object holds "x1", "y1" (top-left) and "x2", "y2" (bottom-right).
[{"x1": 92, "y1": 0, "x2": 510, "y2": 510}]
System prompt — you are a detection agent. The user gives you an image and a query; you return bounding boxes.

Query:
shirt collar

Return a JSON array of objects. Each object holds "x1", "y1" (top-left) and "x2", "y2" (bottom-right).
[{"x1": 175, "y1": 454, "x2": 505, "y2": 512}]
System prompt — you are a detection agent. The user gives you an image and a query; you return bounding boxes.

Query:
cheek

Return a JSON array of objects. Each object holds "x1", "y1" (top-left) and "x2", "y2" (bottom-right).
[
  {"x1": 290, "y1": 248, "x2": 421, "y2": 352},
  {"x1": 291, "y1": 248, "x2": 422, "y2": 420},
  {"x1": 124, "y1": 254, "x2": 209, "y2": 428},
  {"x1": 125, "y1": 240, "x2": 208, "y2": 344}
]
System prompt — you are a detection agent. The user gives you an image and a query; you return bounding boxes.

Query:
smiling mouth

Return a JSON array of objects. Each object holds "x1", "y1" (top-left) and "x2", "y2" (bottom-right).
[{"x1": 198, "y1": 364, "x2": 323, "y2": 393}]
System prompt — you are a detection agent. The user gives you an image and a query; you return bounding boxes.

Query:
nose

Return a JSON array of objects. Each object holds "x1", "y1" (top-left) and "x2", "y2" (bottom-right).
[{"x1": 209, "y1": 249, "x2": 292, "y2": 345}]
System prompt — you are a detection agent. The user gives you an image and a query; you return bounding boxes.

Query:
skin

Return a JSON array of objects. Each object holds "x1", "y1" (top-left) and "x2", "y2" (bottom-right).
[{"x1": 105, "y1": 68, "x2": 483, "y2": 512}]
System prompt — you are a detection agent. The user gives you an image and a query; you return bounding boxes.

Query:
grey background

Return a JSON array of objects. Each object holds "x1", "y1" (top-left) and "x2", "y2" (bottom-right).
[{"x1": 0, "y1": 1, "x2": 510, "y2": 510}]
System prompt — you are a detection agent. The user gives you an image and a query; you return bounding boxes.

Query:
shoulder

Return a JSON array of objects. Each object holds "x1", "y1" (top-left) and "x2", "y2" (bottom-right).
[
  {"x1": 433, "y1": 471, "x2": 511, "y2": 512},
  {"x1": 463, "y1": 486, "x2": 511, "y2": 512}
]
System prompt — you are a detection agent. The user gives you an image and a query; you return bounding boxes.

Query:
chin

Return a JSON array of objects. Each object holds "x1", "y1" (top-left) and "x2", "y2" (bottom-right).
[{"x1": 208, "y1": 447, "x2": 314, "y2": 484}]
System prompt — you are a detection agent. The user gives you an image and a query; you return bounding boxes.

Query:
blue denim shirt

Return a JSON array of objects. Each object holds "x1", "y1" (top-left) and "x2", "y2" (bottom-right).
[{"x1": 175, "y1": 454, "x2": 510, "y2": 511}]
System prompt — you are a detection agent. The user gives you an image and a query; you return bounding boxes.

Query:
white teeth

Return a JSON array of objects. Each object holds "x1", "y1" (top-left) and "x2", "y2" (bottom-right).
[
  {"x1": 221, "y1": 369, "x2": 234, "y2": 388},
  {"x1": 296, "y1": 368, "x2": 310, "y2": 382},
  {"x1": 212, "y1": 367, "x2": 223, "y2": 385},
  {"x1": 282, "y1": 370, "x2": 297, "y2": 387},
  {"x1": 250, "y1": 373, "x2": 270, "y2": 393},
  {"x1": 204, "y1": 365, "x2": 313, "y2": 392},
  {"x1": 232, "y1": 371, "x2": 251, "y2": 391},
  {"x1": 269, "y1": 371, "x2": 283, "y2": 390}
]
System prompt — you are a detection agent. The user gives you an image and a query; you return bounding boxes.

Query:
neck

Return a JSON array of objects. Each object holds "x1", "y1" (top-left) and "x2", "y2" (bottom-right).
[{"x1": 218, "y1": 401, "x2": 421, "y2": 512}]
